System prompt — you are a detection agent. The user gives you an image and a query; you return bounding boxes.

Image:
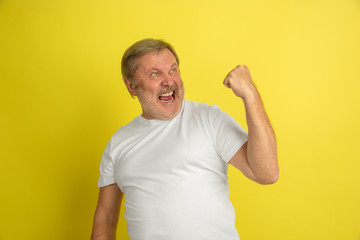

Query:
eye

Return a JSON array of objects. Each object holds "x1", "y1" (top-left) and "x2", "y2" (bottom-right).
[
  {"x1": 170, "y1": 68, "x2": 177, "y2": 74},
  {"x1": 151, "y1": 72, "x2": 159, "y2": 77}
]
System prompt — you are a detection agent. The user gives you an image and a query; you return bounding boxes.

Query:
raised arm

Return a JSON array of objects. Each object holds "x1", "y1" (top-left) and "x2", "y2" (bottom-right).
[
  {"x1": 92, "y1": 184, "x2": 123, "y2": 240},
  {"x1": 223, "y1": 65, "x2": 279, "y2": 184}
]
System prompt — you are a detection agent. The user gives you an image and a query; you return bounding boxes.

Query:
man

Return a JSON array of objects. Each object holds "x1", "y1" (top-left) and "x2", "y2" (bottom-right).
[{"x1": 92, "y1": 38, "x2": 278, "y2": 240}]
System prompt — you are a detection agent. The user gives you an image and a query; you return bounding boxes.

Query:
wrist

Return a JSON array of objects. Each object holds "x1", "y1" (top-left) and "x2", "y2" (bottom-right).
[{"x1": 242, "y1": 91, "x2": 262, "y2": 106}]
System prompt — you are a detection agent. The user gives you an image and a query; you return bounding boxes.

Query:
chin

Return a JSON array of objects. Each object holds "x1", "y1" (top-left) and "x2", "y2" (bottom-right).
[
  {"x1": 156, "y1": 102, "x2": 183, "y2": 120},
  {"x1": 140, "y1": 92, "x2": 184, "y2": 120},
  {"x1": 158, "y1": 108, "x2": 181, "y2": 120}
]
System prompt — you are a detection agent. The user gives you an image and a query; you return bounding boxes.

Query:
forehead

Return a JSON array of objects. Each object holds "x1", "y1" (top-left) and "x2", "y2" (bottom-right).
[{"x1": 136, "y1": 49, "x2": 178, "y2": 72}]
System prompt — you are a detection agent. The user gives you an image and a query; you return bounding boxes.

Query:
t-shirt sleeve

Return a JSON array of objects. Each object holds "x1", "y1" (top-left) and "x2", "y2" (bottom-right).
[
  {"x1": 209, "y1": 104, "x2": 248, "y2": 163},
  {"x1": 98, "y1": 140, "x2": 117, "y2": 187}
]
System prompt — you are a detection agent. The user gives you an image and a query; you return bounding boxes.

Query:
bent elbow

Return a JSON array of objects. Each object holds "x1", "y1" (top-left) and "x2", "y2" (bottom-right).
[
  {"x1": 257, "y1": 172, "x2": 279, "y2": 185},
  {"x1": 259, "y1": 176, "x2": 278, "y2": 185}
]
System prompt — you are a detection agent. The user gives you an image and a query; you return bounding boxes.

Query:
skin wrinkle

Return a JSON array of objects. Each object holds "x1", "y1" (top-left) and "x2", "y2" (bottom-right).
[{"x1": 128, "y1": 49, "x2": 185, "y2": 120}]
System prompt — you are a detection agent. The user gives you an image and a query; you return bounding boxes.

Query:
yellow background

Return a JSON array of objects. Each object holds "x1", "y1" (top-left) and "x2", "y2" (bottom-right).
[{"x1": 1, "y1": 0, "x2": 359, "y2": 239}]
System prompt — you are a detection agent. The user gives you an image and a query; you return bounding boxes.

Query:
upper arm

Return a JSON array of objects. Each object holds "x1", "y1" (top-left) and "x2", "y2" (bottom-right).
[
  {"x1": 92, "y1": 183, "x2": 123, "y2": 238},
  {"x1": 95, "y1": 184, "x2": 123, "y2": 219},
  {"x1": 228, "y1": 141, "x2": 260, "y2": 183}
]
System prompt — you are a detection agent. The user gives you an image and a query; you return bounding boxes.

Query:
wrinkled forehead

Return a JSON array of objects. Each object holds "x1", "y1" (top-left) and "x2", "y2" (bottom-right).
[{"x1": 135, "y1": 49, "x2": 178, "y2": 73}]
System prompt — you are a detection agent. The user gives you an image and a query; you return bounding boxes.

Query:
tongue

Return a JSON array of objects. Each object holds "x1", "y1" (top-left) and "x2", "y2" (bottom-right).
[{"x1": 159, "y1": 95, "x2": 173, "y2": 101}]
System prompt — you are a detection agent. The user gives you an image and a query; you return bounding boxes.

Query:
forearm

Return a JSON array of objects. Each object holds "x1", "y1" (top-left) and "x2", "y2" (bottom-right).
[
  {"x1": 243, "y1": 93, "x2": 278, "y2": 184},
  {"x1": 223, "y1": 65, "x2": 278, "y2": 183},
  {"x1": 91, "y1": 209, "x2": 118, "y2": 240}
]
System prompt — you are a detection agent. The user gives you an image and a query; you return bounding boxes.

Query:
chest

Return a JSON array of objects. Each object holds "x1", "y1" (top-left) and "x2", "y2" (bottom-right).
[{"x1": 113, "y1": 116, "x2": 228, "y2": 192}]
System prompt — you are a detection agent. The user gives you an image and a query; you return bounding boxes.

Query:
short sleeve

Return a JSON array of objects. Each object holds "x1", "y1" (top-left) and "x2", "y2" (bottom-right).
[
  {"x1": 98, "y1": 140, "x2": 117, "y2": 187},
  {"x1": 209, "y1": 105, "x2": 248, "y2": 163}
]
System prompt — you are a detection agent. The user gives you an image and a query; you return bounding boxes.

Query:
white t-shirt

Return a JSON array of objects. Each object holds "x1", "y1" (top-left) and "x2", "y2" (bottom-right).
[{"x1": 98, "y1": 100, "x2": 248, "y2": 240}]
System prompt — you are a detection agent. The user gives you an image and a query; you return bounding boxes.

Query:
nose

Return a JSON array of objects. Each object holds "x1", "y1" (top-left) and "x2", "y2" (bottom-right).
[{"x1": 160, "y1": 75, "x2": 174, "y2": 87}]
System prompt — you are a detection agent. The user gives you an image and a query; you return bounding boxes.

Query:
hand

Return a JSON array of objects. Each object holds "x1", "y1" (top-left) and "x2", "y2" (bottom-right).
[{"x1": 223, "y1": 65, "x2": 259, "y2": 102}]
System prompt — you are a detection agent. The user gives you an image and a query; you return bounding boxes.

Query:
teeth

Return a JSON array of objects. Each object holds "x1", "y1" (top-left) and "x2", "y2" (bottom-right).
[{"x1": 159, "y1": 91, "x2": 174, "y2": 97}]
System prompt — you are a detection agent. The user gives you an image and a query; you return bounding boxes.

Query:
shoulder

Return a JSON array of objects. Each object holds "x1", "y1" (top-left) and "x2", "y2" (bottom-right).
[
  {"x1": 106, "y1": 116, "x2": 144, "y2": 153},
  {"x1": 184, "y1": 100, "x2": 218, "y2": 114},
  {"x1": 112, "y1": 116, "x2": 139, "y2": 137},
  {"x1": 184, "y1": 100, "x2": 223, "y2": 119}
]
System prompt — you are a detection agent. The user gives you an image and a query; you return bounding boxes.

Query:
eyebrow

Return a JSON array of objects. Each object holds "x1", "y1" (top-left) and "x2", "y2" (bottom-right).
[
  {"x1": 149, "y1": 63, "x2": 178, "y2": 72},
  {"x1": 150, "y1": 68, "x2": 161, "y2": 72}
]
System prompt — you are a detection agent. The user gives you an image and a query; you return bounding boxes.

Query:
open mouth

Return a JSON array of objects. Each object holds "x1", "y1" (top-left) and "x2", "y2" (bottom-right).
[{"x1": 158, "y1": 91, "x2": 175, "y2": 103}]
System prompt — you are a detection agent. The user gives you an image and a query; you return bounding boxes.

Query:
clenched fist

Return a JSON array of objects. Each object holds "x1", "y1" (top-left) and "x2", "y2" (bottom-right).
[{"x1": 223, "y1": 65, "x2": 260, "y2": 102}]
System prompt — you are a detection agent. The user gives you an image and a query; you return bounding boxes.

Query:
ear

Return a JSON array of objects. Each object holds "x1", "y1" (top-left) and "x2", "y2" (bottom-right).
[{"x1": 124, "y1": 77, "x2": 137, "y2": 96}]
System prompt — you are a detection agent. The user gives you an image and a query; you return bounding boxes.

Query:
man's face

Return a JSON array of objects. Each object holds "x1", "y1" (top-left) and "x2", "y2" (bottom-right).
[{"x1": 131, "y1": 48, "x2": 185, "y2": 120}]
